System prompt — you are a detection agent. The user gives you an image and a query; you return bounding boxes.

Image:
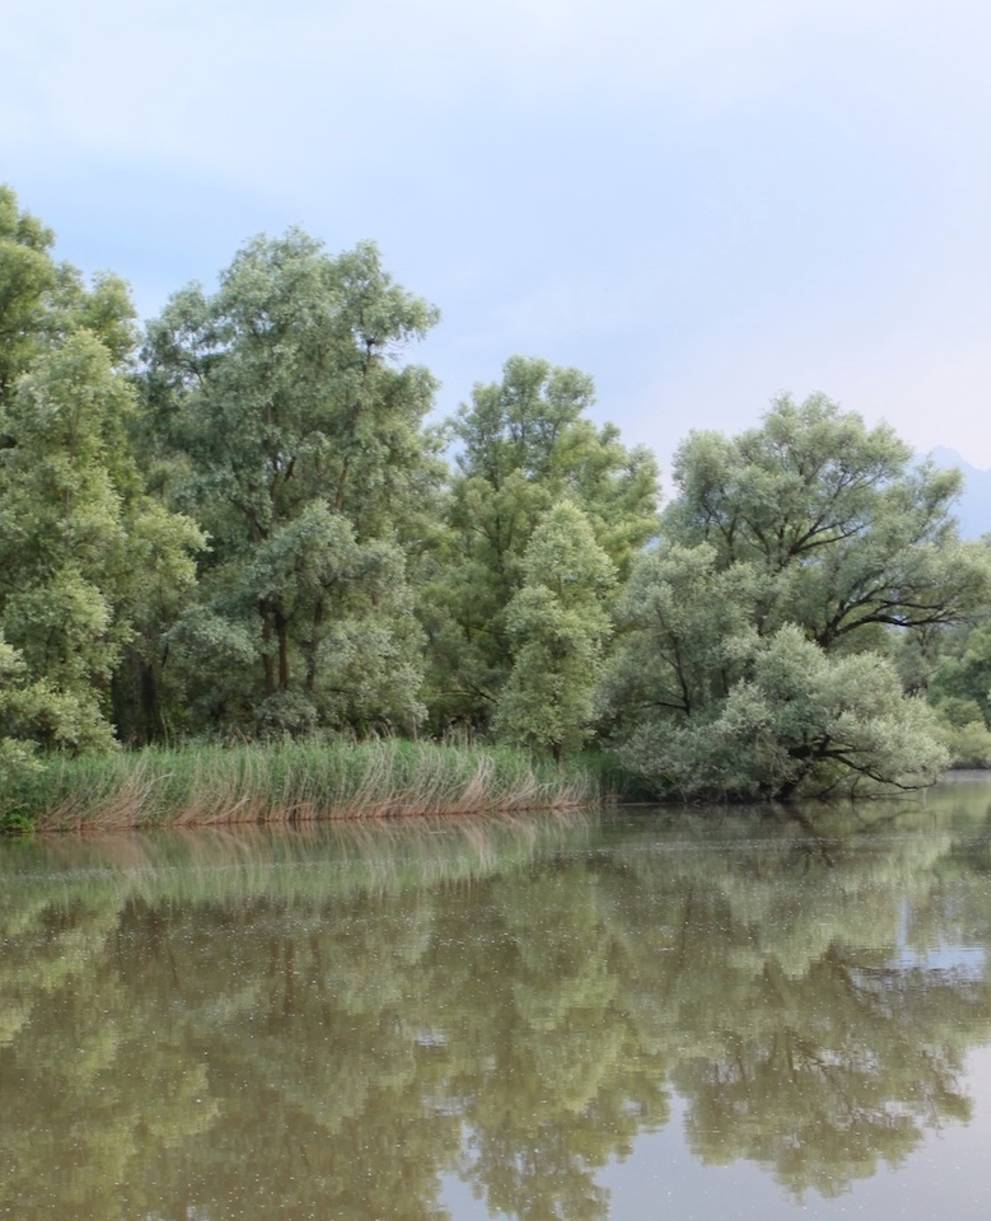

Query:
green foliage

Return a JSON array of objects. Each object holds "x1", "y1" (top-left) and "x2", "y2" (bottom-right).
[
  {"x1": 494, "y1": 501, "x2": 616, "y2": 756},
  {"x1": 929, "y1": 617, "x2": 991, "y2": 726},
  {"x1": 0, "y1": 186, "x2": 55, "y2": 405},
  {"x1": 143, "y1": 230, "x2": 439, "y2": 735},
  {"x1": 936, "y1": 716, "x2": 991, "y2": 768},
  {"x1": 926, "y1": 619, "x2": 991, "y2": 767},
  {"x1": 0, "y1": 738, "x2": 605, "y2": 830},
  {"x1": 2, "y1": 187, "x2": 988, "y2": 803},
  {"x1": 0, "y1": 328, "x2": 203, "y2": 751},
  {"x1": 0, "y1": 186, "x2": 137, "y2": 407},
  {"x1": 666, "y1": 394, "x2": 989, "y2": 645},
  {"x1": 0, "y1": 636, "x2": 42, "y2": 814},
  {"x1": 426, "y1": 355, "x2": 658, "y2": 728},
  {"x1": 619, "y1": 625, "x2": 948, "y2": 798},
  {"x1": 601, "y1": 542, "x2": 761, "y2": 724},
  {"x1": 608, "y1": 397, "x2": 991, "y2": 798}
]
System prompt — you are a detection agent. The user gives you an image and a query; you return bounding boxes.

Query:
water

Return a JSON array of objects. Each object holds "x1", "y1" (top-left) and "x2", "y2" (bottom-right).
[{"x1": 3, "y1": 776, "x2": 991, "y2": 1219}]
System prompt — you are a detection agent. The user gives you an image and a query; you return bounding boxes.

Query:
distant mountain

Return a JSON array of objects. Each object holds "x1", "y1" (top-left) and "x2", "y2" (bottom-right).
[{"x1": 929, "y1": 447, "x2": 991, "y2": 540}]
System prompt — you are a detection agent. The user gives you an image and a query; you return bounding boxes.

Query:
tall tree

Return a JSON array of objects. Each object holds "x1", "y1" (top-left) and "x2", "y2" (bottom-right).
[
  {"x1": 143, "y1": 231, "x2": 440, "y2": 733},
  {"x1": 664, "y1": 395, "x2": 988, "y2": 647},
  {"x1": 1, "y1": 186, "x2": 138, "y2": 408},
  {"x1": 426, "y1": 355, "x2": 658, "y2": 729},
  {"x1": 493, "y1": 502, "x2": 616, "y2": 758},
  {"x1": 0, "y1": 333, "x2": 203, "y2": 753},
  {"x1": 0, "y1": 187, "x2": 204, "y2": 755},
  {"x1": 606, "y1": 397, "x2": 991, "y2": 798},
  {"x1": 0, "y1": 186, "x2": 54, "y2": 407}
]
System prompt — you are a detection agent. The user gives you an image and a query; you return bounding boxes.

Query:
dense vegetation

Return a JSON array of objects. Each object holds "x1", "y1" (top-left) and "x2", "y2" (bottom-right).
[
  {"x1": 2, "y1": 183, "x2": 990, "y2": 819},
  {"x1": 4, "y1": 739, "x2": 610, "y2": 833}
]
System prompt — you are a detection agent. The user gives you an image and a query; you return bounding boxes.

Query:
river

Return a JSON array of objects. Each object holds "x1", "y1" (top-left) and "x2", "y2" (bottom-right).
[{"x1": 3, "y1": 773, "x2": 991, "y2": 1218}]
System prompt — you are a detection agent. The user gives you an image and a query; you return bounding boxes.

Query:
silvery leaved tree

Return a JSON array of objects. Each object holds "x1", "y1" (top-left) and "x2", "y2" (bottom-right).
[
  {"x1": 605, "y1": 396, "x2": 991, "y2": 798},
  {"x1": 142, "y1": 231, "x2": 441, "y2": 735},
  {"x1": 493, "y1": 501, "x2": 616, "y2": 758},
  {"x1": 425, "y1": 355, "x2": 658, "y2": 731},
  {"x1": 0, "y1": 188, "x2": 203, "y2": 783}
]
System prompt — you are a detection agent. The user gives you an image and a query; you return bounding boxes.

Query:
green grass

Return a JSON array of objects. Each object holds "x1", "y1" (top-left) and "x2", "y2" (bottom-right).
[{"x1": 2, "y1": 738, "x2": 611, "y2": 833}]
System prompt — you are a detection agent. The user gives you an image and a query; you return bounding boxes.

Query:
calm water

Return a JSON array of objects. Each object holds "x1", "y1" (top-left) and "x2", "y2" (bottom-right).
[{"x1": 4, "y1": 777, "x2": 991, "y2": 1219}]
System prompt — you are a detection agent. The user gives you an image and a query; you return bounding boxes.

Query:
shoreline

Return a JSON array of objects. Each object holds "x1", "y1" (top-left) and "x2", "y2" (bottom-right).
[
  {"x1": 1, "y1": 738, "x2": 614, "y2": 835},
  {"x1": 5, "y1": 738, "x2": 983, "y2": 838}
]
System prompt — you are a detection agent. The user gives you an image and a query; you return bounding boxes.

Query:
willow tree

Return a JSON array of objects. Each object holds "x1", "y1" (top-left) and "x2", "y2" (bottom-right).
[
  {"x1": 426, "y1": 355, "x2": 658, "y2": 729},
  {"x1": 0, "y1": 186, "x2": 138, "y2": 409},
  {"x1": 914, "y1": 611, "x2": 991, "y2": 767},
  {"x1": 0, "y1": 186, "x2": 54, "y2": 406},
  {"x1": 663, "y1": 395, "x2": 988, "y2": 646},
  {"x1": 493, "y1": 502, "x2": 616, "y2": 758},
  {"x1": 143, "y1": 231, "x2": 440, "y2": 733},
  {"x1": 0, "y1": 189, "x2": 204, "y2": 765},
  {"x1": 606, "y1": 396, "x2": 991, "y2": 798}
]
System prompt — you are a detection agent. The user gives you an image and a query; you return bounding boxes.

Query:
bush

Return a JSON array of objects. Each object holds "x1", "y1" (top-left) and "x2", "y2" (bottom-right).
[{"x1": 937, "y1": 718, "x2": 991, "y2": 769}]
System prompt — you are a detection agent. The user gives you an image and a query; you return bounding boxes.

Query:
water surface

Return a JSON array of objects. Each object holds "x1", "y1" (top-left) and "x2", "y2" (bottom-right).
[{"x1": 3, "y1": 776, "x2": 991, "y2": 1218}]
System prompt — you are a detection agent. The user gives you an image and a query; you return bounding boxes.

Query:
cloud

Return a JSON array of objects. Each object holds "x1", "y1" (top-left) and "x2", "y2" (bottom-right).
[
  {"x1": 4, "y1": 1, "x2": 946, "y2": 172},
  {"x1": 5, "y1": 0, "x2": 991, "y2": 468}
]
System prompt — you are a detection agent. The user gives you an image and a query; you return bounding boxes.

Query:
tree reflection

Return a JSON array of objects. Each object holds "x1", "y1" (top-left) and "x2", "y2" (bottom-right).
[{"x1": 2, "y1": 787, "x2": 991, "y2": 1217}]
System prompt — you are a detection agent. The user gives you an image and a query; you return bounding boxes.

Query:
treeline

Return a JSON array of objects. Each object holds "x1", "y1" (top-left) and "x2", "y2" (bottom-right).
[{"x1": 1, "y1": 185, "x2": 990, "y2": 802}]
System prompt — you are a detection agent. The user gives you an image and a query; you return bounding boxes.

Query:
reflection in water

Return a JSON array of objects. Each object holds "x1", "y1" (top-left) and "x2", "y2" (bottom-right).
[{"x1": 3, "y1": 783, "x2": 991, "y2": 1218}]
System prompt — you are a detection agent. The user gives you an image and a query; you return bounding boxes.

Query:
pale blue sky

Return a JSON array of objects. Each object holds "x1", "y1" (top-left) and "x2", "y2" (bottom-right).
[{"x1": 5, "y1": 0, "x2": 991, "y2": 471}]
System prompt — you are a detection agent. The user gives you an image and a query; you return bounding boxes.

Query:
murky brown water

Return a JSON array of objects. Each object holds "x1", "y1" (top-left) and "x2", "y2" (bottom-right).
[{"x1": 3, "y1": 774, "x2": 991, "y2": 1218}]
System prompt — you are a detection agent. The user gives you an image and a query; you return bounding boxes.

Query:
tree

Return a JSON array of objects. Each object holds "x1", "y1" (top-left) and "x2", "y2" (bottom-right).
[
  {"x1": 0, "y1": 332, "x2": 203, "y2": 753},
  {"x1": 0, "y1": 188, "x2": 204, "y2": 755},
  {"x1": 928, "y1": 617, "x2": 991, "y2": 725},
  {"x1": 0, "y1": 634, "x2": 45, "y2": 803},
  {"x1": 142, "y1": 231, "x2": 440, "y2": 734},
  {"x1": 606, "y1": 397, "x2": 991, "y2": 798},
  {"x1": 493, "y1": 502, "x2": 616, "y2": 758},
  {"x1": 0, "y1": 186, "x2": 55, "y2": 407},
  {"x1": 599, "y1": 543, "x2": 762, "y2": 727},
  {"x1": 426, "y1": 356, "x2": 658, "y2": 729},
  {"x1": 664, "y1": 395, "x2": 988, "y2": 647},
  {"x1": 907, "y1": 611, "x2": 991, "y2": 768},
  {"x1": 1, "y1": 185, "x2": 136, "y2": 413},
  {"x1": 618, "y1": 625, "x2": 948, "y2": 799}
]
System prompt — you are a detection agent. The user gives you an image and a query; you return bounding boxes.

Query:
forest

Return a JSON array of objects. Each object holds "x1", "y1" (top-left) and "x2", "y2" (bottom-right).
[{"x1": 2, "y1": 183, "x2": 991, "y2": 821}]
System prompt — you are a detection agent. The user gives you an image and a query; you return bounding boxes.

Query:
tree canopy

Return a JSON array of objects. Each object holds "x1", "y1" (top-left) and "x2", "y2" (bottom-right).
[
  {"x1": 0, "y1": 189, "x2": 202, "y2": 776},
  {"x1": 606, "y1": 397, "x2": 991, "y2": 797},
  {"x1": 423, "y1": 355, "x2": 658, "y2": 730},
  {"x1": 141, "y1": 230, "x2": 439, "y2": 735},
  {"x1": 1, "y1": 184, "x2": 989, "y2": 802}
]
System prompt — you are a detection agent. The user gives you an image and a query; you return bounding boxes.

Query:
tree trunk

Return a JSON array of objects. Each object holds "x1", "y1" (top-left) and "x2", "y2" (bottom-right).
[
  {"x1": 275, "y1": 609, "x2": 290, "y2": 690},
  {"x1": 261, "y1": 614, "x2": 276, "y2": 697},
  {"x1": 304, "y1": 598, "x2": 325, "y2": 693},
  {"x1": 139, "y1": 659, "x2": 160, "y2": 744}
]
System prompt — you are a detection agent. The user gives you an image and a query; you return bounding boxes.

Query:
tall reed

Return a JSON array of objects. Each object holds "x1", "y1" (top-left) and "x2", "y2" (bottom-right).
[{"x1": 4, "y1": 738, "x2": 609, "y2": 833}]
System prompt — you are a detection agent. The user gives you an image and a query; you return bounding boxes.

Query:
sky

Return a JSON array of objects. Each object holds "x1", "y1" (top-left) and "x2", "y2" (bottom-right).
[{"x1": 4, "y1": 0, "x2": 991, "y2": 475}]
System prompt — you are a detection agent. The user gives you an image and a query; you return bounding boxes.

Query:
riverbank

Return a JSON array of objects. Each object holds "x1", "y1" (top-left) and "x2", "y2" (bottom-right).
[{"x1": 0, "y1": 739, "x2": 615, "y2": 833}]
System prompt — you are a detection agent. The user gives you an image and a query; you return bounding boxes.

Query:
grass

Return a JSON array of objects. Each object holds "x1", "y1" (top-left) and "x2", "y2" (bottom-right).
[{"x1": 2, "y1": 738, "x2": 611, "y2": 833}]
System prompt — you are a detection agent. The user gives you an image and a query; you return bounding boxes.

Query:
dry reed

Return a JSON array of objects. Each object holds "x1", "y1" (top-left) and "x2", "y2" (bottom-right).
[{"x1": 3, "y1": 738, "x2": 608, "y2": 833}]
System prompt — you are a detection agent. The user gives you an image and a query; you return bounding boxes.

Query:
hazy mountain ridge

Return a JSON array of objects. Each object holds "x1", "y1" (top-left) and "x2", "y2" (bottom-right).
[{"x1": 929, "y1": 447, "x2": 991, "y2": 540}]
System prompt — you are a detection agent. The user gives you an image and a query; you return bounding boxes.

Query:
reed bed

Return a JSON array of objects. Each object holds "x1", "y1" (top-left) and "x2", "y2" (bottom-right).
[{"x1": 4, "y1": 739, "x2": 608, "y2": 833}]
